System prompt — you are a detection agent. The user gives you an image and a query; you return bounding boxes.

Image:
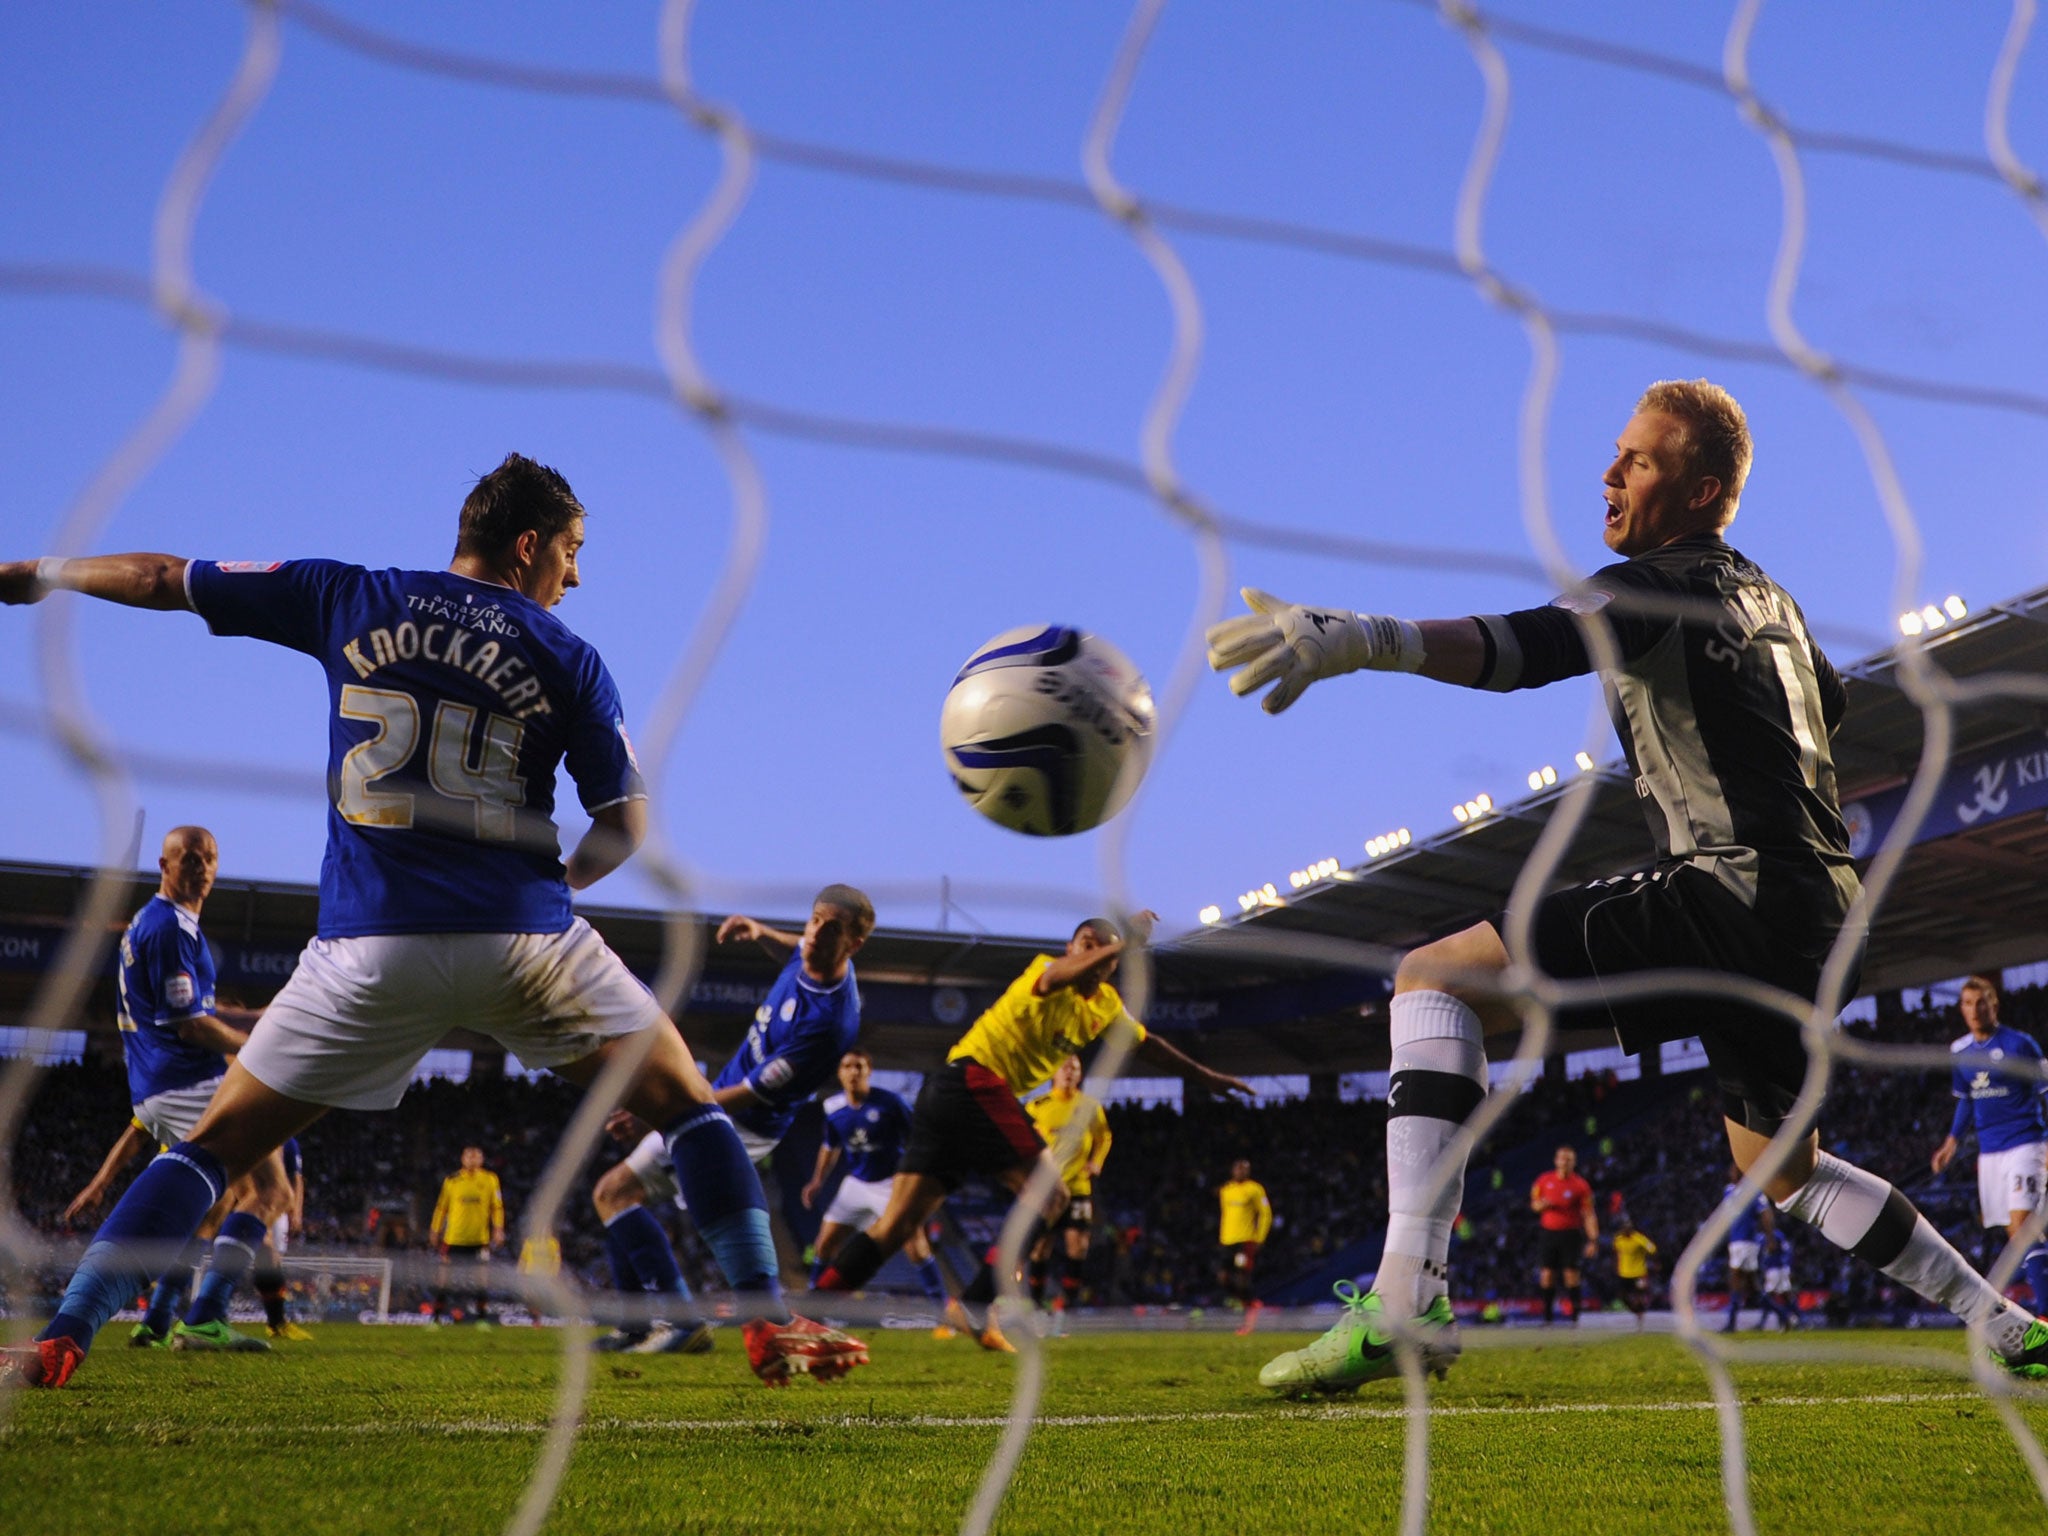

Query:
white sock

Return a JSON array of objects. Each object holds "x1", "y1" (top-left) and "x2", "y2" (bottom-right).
[
  {"x1": 1377, "y1": 990, "x2": 1485, "y2": 1315},
  {"x1": 1780, "y1": 1151, "x2": 2033, "y2": 1355}
]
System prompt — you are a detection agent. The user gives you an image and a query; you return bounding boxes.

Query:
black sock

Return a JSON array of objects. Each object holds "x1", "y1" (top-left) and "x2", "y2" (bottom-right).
[
  {"x1": 961, "y1": 1260, "x2": 998, "y2": 1306},
  {"x1": 816, "y1": 1232, "x2": 885, "y2": 1292},
  {"x1": 1567, "y1": 1283, "x2": 1581, "y2": 1322},
  {"x1": 1029, "y1": 1256, "x2": 1048, "y2": 1304},
  {"x1": 254, "y1": 1256, "x2": 287, "y2": 1329},
  {"x1": 1542, "y1": 1284, "x2": 1555, "y2": 1322}
]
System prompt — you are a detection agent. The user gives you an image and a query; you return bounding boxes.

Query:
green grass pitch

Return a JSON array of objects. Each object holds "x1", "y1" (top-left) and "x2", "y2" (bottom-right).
[{"x1": 6, "y1": 1323, "x2": 2048, "y2": 1533}]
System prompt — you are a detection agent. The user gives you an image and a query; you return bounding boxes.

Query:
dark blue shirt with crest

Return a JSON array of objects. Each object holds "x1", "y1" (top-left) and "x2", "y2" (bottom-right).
[
  {"x1": 713, "y1": 955, "x2": 861, "y2": 1143},
  {"x1": 821, "y1": 1085, "x2": 913, "y2": 1183},
  {"x1": 117, "y1": 895, "x2": 222, "y2": 1103}
]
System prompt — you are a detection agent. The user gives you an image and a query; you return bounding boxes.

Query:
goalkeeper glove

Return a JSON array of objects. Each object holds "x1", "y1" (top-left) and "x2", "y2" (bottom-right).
[{"x1": 1205, "y1": 587, "x2": 1424, "y2": 714}]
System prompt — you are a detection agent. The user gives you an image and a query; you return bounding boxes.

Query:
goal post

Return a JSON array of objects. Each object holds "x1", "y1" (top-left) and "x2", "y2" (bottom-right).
[{"x1": 281, "y1": 1254, "x2": 393, "y2": 1322}]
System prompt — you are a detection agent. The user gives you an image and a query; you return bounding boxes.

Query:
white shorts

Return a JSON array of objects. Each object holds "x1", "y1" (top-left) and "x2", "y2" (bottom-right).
[
  {"x1": 270, "y1": 1214, "x2": 291, "y2": 1256},
  {"x1": 239, "y1": 920, "x2": 662, "y2": 1112},
  {"x1": 134, "y1": 1077, "x2": 225, "y2": 1150},
  {"x1": 1763, "y1": 1265, "x2": 1791, "y2": 1294},
  {"x1": 622, "y1": 1122, "x2": 779, "y2": 1211},
  {"x1": 821, "y1": 1173, "x2": 893, "y2": 1230},
  {"x1": 1978, "y1": 1140, "x2": 2048, "y2": 1227},
  {"x1": 1727, "y1": 1239, "x2": 1762, "y2": 1274}
]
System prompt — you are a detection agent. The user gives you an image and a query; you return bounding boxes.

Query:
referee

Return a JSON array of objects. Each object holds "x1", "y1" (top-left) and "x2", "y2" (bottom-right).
[
  {"x1": 1219, "y1": 378, "x2": 2048, "y2": 1392},
  {"x1": 1529, "y1": 1146, "x2": 1596, "y2": 1324}
]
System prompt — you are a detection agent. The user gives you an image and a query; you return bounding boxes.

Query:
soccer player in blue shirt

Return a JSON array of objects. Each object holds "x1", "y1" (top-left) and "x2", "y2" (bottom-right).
[
  {"x1": 801, "y1": 1049, "x2": 954, "y2": 1328},
  {"x1": 591, "y1": 889, "x2": 872, "y2": 1353},
  {"x1": 1719, "y1": 1166, "x2": 1776, "y2": 1333},
  {"x1": 1930, "y1": 975, "x2": 2048, "y2": 1308},
  {"x1": 0, "y1": 454, "x2": 864, "y2": 1388},
  {"x1": 116, "y1": 826, "x2": 295, "y2": 1351}
]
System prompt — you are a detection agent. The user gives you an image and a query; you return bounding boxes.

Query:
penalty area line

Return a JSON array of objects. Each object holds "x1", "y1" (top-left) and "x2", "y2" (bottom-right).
[{"x1": 74, "y1": 1389, "x2": 2002, "y2": 1440}]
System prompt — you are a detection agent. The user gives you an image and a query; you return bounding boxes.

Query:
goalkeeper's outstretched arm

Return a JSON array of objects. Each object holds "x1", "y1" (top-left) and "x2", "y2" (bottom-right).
[
  {"x1": 0, "y1": 554, "x2": 193, "y2": 610},
  {"x1": 1207, "y1": 582, "x2": 1649, "y2": 714},
  {"x1": 1204, "y1": 587, "x2": 1490, "y2": 712}
]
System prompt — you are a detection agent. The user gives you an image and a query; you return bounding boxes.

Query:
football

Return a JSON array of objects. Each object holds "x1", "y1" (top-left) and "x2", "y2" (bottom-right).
[{"x1": 940, "y1": 624, "x2": 1157, "y2": 836}]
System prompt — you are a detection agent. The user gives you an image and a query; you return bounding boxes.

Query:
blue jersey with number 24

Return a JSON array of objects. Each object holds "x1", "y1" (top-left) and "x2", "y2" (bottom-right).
[{"x1": 187, "y1": 560, "x2": 645, "y2": 937}]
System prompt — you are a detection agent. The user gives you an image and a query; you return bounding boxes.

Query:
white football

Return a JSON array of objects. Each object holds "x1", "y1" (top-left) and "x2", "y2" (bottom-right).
[{"x1": 940, "y1": 625, "x2": 1156, "y2": 837}]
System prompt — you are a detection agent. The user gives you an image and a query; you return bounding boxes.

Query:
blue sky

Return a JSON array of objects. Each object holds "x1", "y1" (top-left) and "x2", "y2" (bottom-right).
[{"x1": 5, "y1": 1, "x2": 2048, "y2": 940}]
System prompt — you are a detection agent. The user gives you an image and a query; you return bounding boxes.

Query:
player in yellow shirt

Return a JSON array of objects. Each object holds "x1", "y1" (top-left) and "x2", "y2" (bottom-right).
[
  {"x1": 815, "y1": 910, "x2": 1249, "y2": 1350},
  {"x1": 430, "y1": 1146, "x2": 505, "y2": 1323},
  {"x1": 1612, "y1": 1214, "x2": 1658, "y2": 1327},
  {"x1": 1219, "y1": 1158, "x2": 1273, "y2": 1332},
  {"x1": 1026, "y1": 1055, "x2": 1111, "y2": 1314}
]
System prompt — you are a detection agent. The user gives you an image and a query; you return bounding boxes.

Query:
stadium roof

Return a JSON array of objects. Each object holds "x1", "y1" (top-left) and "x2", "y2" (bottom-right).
[
  {"x1": 7, "y1": 585, "x2": 2048, "y2": 1079},
  {"x1": 0, "y1": 860, "x2": 1381, "y2": 1079},
  {"x1": 1188, "y1": 580, "x2": 2048, "y2": 1010}
]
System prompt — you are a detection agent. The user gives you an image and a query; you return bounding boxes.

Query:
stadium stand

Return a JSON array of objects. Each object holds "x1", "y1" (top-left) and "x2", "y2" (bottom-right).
[
  {"x1": 11, "y1": 983, "x2": 2040, "y2": 1322},
  {"x1": 14, "y1": 592, "x2": 2048, "y2": 1323}
]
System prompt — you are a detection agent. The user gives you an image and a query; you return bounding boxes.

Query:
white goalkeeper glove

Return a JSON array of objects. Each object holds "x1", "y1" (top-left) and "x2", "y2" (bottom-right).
[{"x1": 1205, "y1": 587, "x2": 1425, "y2": 714}]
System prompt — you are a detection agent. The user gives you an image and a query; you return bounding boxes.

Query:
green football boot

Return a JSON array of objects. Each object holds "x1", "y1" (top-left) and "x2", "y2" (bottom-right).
[
  {"x1": 1995, "y1": 1317, "x2": 2048, "y2": 1380},
  {"x1": 170, "y1": 1319, "x2": 271, "y2": 1353},
  {"x1": 1257, "y1": 1282, "x2": 1459, "y2": 1397},
  {"x1": 129, "y1": 1322, "x2": 169, "y2": 1348}
]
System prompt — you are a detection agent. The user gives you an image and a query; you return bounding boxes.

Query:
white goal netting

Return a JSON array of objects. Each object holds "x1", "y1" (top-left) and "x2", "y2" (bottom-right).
[{"x1": 7, "y1": 3, "x2": 2048, "y2": 1534}]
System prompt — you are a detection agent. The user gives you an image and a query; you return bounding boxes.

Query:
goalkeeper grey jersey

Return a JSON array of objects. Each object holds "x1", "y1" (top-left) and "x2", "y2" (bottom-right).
[{"x1": 1469, "y1": 533, "x2": 1860, "y2": 956}]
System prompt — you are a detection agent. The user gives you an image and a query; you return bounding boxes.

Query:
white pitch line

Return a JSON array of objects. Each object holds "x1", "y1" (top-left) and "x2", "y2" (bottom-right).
[{"x1": 42, "y1": 1389, "x2": 2014, "y2": 1441}]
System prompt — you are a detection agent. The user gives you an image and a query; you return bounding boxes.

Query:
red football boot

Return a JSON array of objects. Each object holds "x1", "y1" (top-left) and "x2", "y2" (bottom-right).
[
  {"x1": 1, "y1": 1336, "x2": 85, "y2": 1389},
  {"x1": 742, "y1": 1314, "x2": 869, "y2": 1385}
]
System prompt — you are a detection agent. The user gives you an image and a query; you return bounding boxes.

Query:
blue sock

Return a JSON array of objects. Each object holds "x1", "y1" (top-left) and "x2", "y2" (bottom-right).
[
  {"x1": 2023, "y1": 1245, "x2": 2048, "y2": 1311},
  {"x1": 42, "y1": 1143, "x2": 225, "y2": 1350},
  {"x1": 914, "y1": 1255, "x2": 949, "y2": 1308},
  {"x1": 185, "y1": 1211, "x2": 268, "y2": 1327},
  {"x1": 607, "y1": 1205, "x2": 695, "y2": 1304},
  {"x1": 143, "y1": 1238, "x2": 205, "y2": 1334},
  {"x1": 663, "y1": 1103, "x2": 785, "y2": 1321},
  {"x1": 602, "y1": 1214, "x2": 644, "y2": 1295}
]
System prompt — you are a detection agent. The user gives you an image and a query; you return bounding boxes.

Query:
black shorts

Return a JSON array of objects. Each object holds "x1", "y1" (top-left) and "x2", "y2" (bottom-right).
[
  {"x1": 899, "y1": 1059, "x2": 1045, "y2": 1192},
  {"x1": 1538, "y1": 1227, "x2": 1583, "y2": 1274},
  {"x1": 1057, "y1": 1196, "x2": 1094, "y2": 1232},
  {"x1": 1527, "y1": 865, "x2": 1860, "y2": 1134},
  {"x1": 442, "y1": 1243, "x2": 488, "y2": 1265}
]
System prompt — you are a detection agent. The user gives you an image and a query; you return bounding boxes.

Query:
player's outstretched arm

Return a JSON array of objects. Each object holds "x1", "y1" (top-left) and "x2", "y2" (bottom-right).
[
  {"x1": 1035, "y1": 910, "x2": 1157, "y2": 995},
  {"x1": 1134, "y1": 1029, "x2": 1254, "y2": 1099},
  {"x1": 0, "y1": 554, "x2": 192, "y2": 610},
  {"x1": 176, "y1": 1013, "x2": 251, "y2": 1056},
  {"x1": 63, "y1": 1121, "x2": 156, "y2": 1224},
  {"x1": 566, "y1": 799, "x2": 645, "y2": 890},
  {"x1": 1205, "y1": 587, "x2": 1487, "y2": 714},
  {"x1": 802, "y1": 1144, "x2": 841, "y2": 1209},
  {"x1": 713, "y1": 913, "x2": 801, "y2": 954}
]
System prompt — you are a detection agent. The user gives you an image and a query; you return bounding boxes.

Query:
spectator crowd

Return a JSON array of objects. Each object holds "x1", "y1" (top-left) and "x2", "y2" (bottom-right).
[{"x1": 11, "y1": 984, "x2": 2041, "y2": 1321}]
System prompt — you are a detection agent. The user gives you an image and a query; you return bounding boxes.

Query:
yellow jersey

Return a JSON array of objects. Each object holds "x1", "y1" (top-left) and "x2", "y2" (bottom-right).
[
  {"x1": 432, "y1": 1168, "x2": 504, "y2": 1248},
  {"x1": 1026, "y1": 1088, "x2": 1112, "y2": 1196},
  {"x1": 1613, "y1": 1229, "x2": 1658, "y2": 1280},
  {"x1": 946, "y1": 954, "x2": 1144, "y2": 1096},
  {"x1": 1218, "y1": 1179, "x2": 1272, "y2": 1245},
  {"x1": 518, "y1": 1235, "x2": 562, "y2": 1277}
]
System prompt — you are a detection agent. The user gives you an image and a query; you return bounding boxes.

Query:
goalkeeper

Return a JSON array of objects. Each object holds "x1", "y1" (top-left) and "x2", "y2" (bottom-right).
[{"x1": 1210, "y1": 378, "x2": 2048, "y2": 1393}]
